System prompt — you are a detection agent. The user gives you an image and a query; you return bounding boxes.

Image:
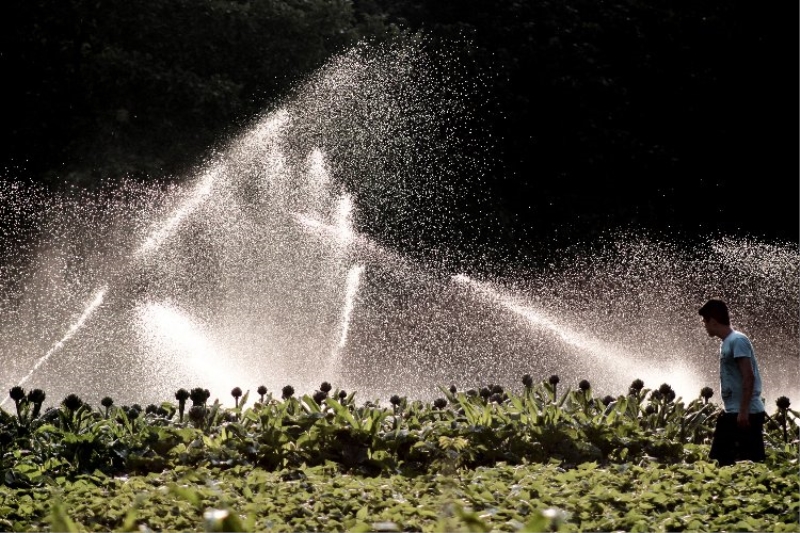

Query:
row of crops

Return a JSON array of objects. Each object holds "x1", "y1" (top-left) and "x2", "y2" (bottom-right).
[
  {"x1": 2, "y1": 376, "x2": 798, "y2": 477},
  {"x1": 1, "y1": 376, "x2": 798, "y2": 531}
]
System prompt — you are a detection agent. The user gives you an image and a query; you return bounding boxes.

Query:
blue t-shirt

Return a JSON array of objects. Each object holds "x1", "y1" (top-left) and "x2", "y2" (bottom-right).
[{"x1": 719, "y1": 330, "x2": 765, "y2": 413}]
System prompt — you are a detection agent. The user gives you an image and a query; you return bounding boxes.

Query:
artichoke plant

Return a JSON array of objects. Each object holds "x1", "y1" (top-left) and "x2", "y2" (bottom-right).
[
  {"x1": 27, "y1": 388, "x2": 46, "y2": 419},
  {"x1": 629, "y1": 379, "x2": 645, "y2": 397},
  {"x1": 776, "y1": 396, "x2": 792, "y2": 443},
  {"x1": 313, "y1": 390, "x2": 327, "y2": 405},
  {"x1": 62, "y1": 394, "x2": 84, "y2": 413},
  {"x1": 548, "y1": 375, "x2": 560, "y2": 401},
  {"x1": 9, "y1": 386, "x2": 26, "y2": 420},
  {"x1": 658, "y1": 383, "x2": 676, "y2": 402},
  {"x1": 231, "y1": 387, "x2": 243, "y2": 409},
  {"x1": 101, "y1": 396, "x2": 114, "y2": 418},
  {"x1": 188, "y1": 405, "x2": 207, "y2": 428},
  {"x1": 700, "y1": 387, "x2": 714, "y2": 404},
  {"x1": 189, "y1": 388, "x2": 210, "y2": 406},
  {"x1": 175, "y1": 388, "x2": 190, "y2": 422},
  {"x1": 281, "y1": 385, "x2": 295, "y2": 400}
]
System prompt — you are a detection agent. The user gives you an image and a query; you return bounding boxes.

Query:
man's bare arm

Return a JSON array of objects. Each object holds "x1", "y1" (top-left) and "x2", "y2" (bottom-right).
[{"x1": 737, "y1": 356, "x2": 755, "y2": 428}]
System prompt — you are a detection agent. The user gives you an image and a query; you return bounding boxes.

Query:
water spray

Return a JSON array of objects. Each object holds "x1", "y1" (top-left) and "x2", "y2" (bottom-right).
[
  {"x1": 336, "y1": 265, "x2": 365, "y2": 350},
  {"x1": 1, "y1": 162, "x2": 223, "y2": 406},
  {"x1": 0, "y1": 287, "x2": 107, "y2": 407},
  {"x1": 451, "y1": 274, "x2": 704, "y2": 399},
  {"x1": 138, "y1": 165, "x2": 219, "y2": 256},
  {"x1": 1, "y1": 37, "x2": 795, "y2": 410}
]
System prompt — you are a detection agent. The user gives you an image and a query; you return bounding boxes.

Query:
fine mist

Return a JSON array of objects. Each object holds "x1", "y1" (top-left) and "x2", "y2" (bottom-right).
[{"x1": 1, "y1": 37, "x2": 797, "y2": 410}]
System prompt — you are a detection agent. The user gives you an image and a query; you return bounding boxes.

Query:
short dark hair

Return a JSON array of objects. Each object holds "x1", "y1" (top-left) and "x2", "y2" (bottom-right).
[{"x1": 698, "y1": 299, "x2": 730, "y2": 326}]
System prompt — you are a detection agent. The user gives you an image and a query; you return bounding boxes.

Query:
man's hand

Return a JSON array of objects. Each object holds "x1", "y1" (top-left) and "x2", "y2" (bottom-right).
[{"x1": 737, "y1": 411, "x2": 750, "y2": 429}]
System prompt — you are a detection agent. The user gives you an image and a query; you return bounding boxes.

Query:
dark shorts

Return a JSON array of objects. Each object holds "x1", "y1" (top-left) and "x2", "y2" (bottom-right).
[{"x1": 709, "y1": 411, "x2": 766, "y2": 466}]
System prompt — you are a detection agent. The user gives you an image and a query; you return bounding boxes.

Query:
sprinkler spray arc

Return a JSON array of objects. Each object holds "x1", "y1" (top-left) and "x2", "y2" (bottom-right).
[{"x1": 0, "y1": 38, "x2": 796, "y2": 409}]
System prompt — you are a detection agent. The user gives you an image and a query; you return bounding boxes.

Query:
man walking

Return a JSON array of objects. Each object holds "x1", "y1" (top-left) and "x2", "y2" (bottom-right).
[{"x1": 699, "y1": 298, "x2": 767, "y2": 465}]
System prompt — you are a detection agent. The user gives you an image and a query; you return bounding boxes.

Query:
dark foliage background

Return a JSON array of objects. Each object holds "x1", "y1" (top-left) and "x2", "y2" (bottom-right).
[{"x1": 3, "y1": 0, "x2": 797, "y2": 261}]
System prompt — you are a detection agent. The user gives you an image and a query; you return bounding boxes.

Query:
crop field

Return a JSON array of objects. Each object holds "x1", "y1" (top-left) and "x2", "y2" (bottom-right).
[{"x1": 1, "y1": 377, "x2": 797, "y2": 532}]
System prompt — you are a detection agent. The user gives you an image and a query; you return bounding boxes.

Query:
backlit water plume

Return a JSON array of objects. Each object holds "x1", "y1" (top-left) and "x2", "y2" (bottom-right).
[{"x1": 0, "y1": 37, "x2": 796, "y2": 410}]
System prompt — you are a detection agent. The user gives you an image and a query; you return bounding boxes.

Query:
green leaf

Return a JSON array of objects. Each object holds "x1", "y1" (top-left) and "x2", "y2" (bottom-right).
[
  {"x1": 348, "y1": 521, "x2": 373, "y2": 533},
  {"x1": 325, "y1": 399, "x2": 358, "y2": 428},
  {"x1": 169, "y1": 483, "x2": 201, "y2": 506},
  {"x1": 521, "y1": 511, "x2": 550, "y2": 532},
  {"x1": 49, "y1": 500, "x2": 80, "y2": 533}
]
